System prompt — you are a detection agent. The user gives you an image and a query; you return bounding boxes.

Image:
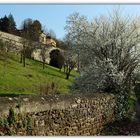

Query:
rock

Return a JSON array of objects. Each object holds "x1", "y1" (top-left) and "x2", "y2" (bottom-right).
[
  {"x1": 23, "y1": 98, "x2": 29, "y2": 102},
  {"x1": 76, "y1": 99, "x2": 81, "y2": 104},
  {"x1": 9, "y1": 97, "x2": 13, "y2": 101},
  {"x1": 72, "y1": 104, "x2": 78, "y2": 108}
]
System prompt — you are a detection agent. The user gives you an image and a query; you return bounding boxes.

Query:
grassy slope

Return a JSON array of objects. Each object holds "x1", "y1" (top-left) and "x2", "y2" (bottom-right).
[{"x1": 0, "y1": 52, "x2": 77, "y2": 96}]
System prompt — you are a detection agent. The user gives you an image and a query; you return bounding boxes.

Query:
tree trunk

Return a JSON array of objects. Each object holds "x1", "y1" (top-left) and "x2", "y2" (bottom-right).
[
  {"x1": 23, "y1": 54, "x2": 25, "y2": 67},
  {"x1": 23, "y1": 48, "x2": 26, "y2": 67},
  {"x1": 64, "y1": 66, "x2": 65, "y2": 73},
  {"x1": 20, "y1": 52, "x2": 23, "y2": 63},
  {"x1": 66, "y1": 72, "x2": 70, "y2": 80},
  {"x1": 43, "y1": 61, "x2": 45, "y2": 69},
  {"x1": 77, "y1": 53, "x2": 80, "y2": 73}
]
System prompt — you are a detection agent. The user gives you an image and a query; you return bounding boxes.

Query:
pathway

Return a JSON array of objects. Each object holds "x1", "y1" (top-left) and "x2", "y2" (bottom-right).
[
  {"x1": 115, "y1": 95, "x2": 140, "y2": 135},
  {"x1": 101, "y1": 94, "x2": 140, "y2": 136}
]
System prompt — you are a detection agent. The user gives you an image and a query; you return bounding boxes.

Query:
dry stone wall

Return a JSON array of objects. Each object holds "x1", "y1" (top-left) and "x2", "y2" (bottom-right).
[{"x1": 0, "y1": 94, "x2": 119, "y2": 136}]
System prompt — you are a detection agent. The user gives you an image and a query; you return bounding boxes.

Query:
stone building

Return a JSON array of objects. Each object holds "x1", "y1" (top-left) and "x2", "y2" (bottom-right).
[{"x1": 0, "y1": 31, "x2": 58, "y2": 63}]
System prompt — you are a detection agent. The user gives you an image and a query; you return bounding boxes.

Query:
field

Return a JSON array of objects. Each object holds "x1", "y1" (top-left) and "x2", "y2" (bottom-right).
[{"x1": 0, "y1": 52, "x2": 77, "y2": 96}]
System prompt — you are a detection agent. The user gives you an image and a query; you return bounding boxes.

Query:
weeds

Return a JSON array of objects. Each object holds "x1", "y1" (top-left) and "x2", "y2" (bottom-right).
[{"x1": 39, "y1": 81, "x2": 60, "y2": 95}]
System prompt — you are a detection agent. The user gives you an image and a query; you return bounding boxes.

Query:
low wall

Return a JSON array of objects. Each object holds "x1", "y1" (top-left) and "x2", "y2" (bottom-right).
[{"x1": 0, "y1": 94, "x2": 119, "y2": 136}]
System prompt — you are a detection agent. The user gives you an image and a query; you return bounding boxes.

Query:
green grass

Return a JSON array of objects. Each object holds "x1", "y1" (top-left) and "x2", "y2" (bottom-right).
[{"x1": 0, "y1": 52, "x2": 77, "y2": 96}]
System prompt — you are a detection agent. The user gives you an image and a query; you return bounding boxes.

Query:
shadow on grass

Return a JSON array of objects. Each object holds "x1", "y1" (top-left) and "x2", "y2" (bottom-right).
[{"x1": 27, "y1": 59, "x2": 77, "y2": 80}]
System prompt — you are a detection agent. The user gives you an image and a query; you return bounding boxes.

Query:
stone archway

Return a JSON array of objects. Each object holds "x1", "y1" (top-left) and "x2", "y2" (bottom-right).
[
  {"x1": 32, "y1": 46, "x2": 61, "y2": 64},
  {"x1": 45, "y1": 47, "x2": 61, "y2": 64}
]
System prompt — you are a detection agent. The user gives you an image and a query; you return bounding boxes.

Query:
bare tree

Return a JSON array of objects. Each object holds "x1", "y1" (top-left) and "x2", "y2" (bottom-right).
[
  {"x1": 62, "y1": 41, "x2": 77, "y2": 80},
  {"x1": 20, "y1": 34, "x2": 28, "y2": 67},
  {"x1": 0, "y1": 38, "x2": 12, "y2": 79},
  {"x1": 20, "y1": 18, "x2": 42, "y2": 67},
  {"x1": 40, "y1": 44, "x2": 47, "y2": 69},
  {"x1": 65, "y1": 58, "x2": 76, "y2": 80}
]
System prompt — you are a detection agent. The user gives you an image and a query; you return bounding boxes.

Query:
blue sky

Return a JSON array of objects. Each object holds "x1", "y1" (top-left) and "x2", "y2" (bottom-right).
[{"x1": 0, "y1": 4, "x2": 140, "y2": 39}]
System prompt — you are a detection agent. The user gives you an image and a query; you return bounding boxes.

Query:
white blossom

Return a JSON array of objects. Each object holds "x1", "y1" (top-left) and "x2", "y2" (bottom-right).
[{"x1": 65, "y1": 11, "x2": 140, "y2": 94}]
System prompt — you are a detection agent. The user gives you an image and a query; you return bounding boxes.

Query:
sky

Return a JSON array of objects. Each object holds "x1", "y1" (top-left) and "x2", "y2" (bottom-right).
[{"x1": 0, "y1": 4, "x2": 140, "y2": 39}]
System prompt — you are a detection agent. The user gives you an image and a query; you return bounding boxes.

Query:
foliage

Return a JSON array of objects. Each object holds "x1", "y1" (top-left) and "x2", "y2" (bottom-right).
[
  {"x1": 0, "y1": 38, "x2": 5, "y2": 52},
  {"x1": 26, "y1": 115, "x2": 33, "y2": 135},
  {"x1": 64, "y1": 58, "x2": 76, "y2": 80},
  {"x1": 61, "y1": 40, "x2": 77, "y2": 79},
  {"x1": 65, "y1": 10, "x2": 140, "y2": 120},
  {"x1": 40, "y1": 44, "x2": 47, "y2": 69},
  {"x1": 65, "y1": 11, "x2": 140, "y2": 95},
  {"x1": 20, "y1": 18, "x2": 42, "y2": 67},
  {"x1": 0, "y1": 39, "x2": 11, "y2": 80},
  {"x1": 0, "y1": 109, "x2": 35, "y2": 136},
  {"x1": 7, "y1": 108, "x2": 16, "y2": 125},
  {"x1": 21, "y1": 18, "x2": 42, "y2": 42},
  {"x1": 19, "y1": 18, "x2": 42, "y2": 67},
  {"x1": 39, "y1": 81, "x2": 60, "y2": 95},
  {"x1": 101, "y1": 118, "x2": 133, "y2": 135},
  {"x1": 8, "y1": 13, "x2": 16, "y2": 34},
  {"x1": 54, "y1": 39, "x2": 69, "y2": 50},
  {"x1": 0, "y1": 14, "x2": 17, "y2": 34},
  {"x1": 0, "y1": 15, "x2": 10, "y2": 33},
  {"x1": 129, "y1": 95, "x2": 135, "y2": 113}
]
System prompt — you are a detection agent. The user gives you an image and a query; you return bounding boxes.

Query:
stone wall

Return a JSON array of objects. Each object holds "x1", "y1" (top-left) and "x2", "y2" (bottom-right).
[
  {"x1": 0, "y1": 93, "x2": 120, "y2": 136},
  {"x1": 0, "y1": 31, "x2": 58, "y2": 64}
]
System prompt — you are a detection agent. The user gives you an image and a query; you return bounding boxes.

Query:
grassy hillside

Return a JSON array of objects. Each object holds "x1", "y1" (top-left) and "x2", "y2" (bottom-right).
[{"x1": 0, "y1": 52, "x2": 77, "y2": 96}]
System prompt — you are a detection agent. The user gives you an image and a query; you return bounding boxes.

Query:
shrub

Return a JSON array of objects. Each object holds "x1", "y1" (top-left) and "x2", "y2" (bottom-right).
[
  {"x1": 39, "y1": 82, "x2": 60, "y2": 95},
  {"x1": 26, "y1": 115, "x2": 33, "y2": 135},
  {"x1": 7, "y1": 108, "x2": 16, "y2": 125}
]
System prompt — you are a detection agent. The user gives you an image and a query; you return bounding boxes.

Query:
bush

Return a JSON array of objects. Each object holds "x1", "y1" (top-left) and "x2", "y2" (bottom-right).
[
  {"x1": 7, "y1": 108, "x2": 16, "y2": 125},
  {"x1": 49, "y1": 49, "x2": 64, "y2": 69}
]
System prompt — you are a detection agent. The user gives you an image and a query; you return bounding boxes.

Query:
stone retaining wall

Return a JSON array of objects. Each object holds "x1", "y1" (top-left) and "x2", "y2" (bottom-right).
[{"x1": 0, "y1": 94, "x2": 119, "y2": 135}]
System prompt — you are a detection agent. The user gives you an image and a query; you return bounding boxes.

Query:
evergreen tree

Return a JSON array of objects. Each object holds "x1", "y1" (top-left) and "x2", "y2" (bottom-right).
[
  {"x1": 0, "y1": 15, "x2": 10, "y2": 32},
  {"x1": 8, "y1": 13, "x2": 16, "y2": 34}
]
